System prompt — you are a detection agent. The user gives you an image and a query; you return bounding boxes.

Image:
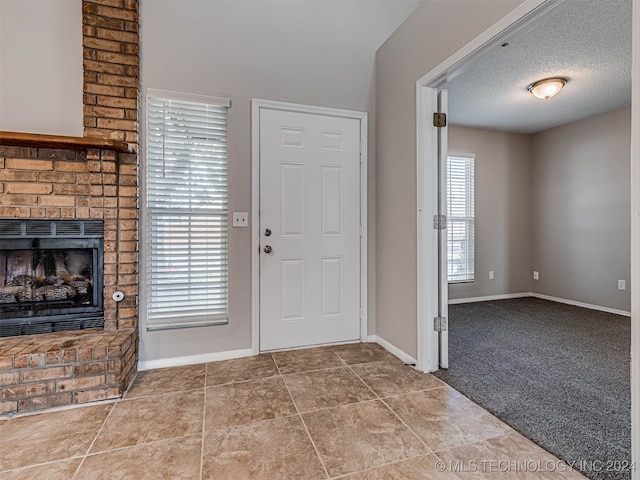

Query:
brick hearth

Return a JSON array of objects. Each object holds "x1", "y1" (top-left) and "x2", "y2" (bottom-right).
[{"x1": 0, "y1": 328, "x2": 137, "y2": 414}]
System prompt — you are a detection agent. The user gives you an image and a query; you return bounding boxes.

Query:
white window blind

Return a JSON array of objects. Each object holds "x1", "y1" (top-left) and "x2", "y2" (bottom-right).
[
  {"x1": 447, "y1": 155, "x2": 475, "y2": 283},
  {"x1": 145, "y1": 93, "x2": 230, "y2": 330}
]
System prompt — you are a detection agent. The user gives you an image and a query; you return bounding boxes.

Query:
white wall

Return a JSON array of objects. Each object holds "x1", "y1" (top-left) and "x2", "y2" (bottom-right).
[
  {"x1": 448, "y1": 126, "x2": 533, "y2": 300},
  {"x1": 375, "y1": 0, "x2": 524, "y2": 359},
  {"x1": 0, "y1": 0, "x2": 83, "y2": 136},
  {"x1": 139, "y1": 0, "x2": 419, "y2": 363},
  {"x1": 531, "y1": 107, "x2": 631, "y2": 312}
]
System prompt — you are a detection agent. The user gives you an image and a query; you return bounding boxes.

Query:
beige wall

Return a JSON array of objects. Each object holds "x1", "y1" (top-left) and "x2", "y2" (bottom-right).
[
  {"x1": 448, "y1": 127, "x2": 533, "y2": 300},
  {"x1": 0, "y1": 0, "x2": 83, "y2": 136},
  {"x1": 375, "y1": 0, "x2": 524, "y2": 358},
  {"x1": 531, "y1": 107, "x2": 631, "y2": 312},
  {"x1": 139, "y1": 0, "x2": 420, "y2": 362}
]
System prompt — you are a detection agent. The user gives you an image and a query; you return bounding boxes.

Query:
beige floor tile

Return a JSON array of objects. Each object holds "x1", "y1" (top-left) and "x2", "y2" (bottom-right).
[
  {"x1": 344, "y1": 454, "x2": 462, "y2": 479},
  {"x1": 125, "y1": 363, "x2": 205, "y2": 399},
  {"x1": 205, "y1": 376, "x2": 297, "y2": 430},
  {"x1": 302, "y1": 399, "x2": 428, "y2": 477},
  {"x1": 76, "y1": 435, "x2": 202, "y2": 480},
  {"x1": 91, "y1": 389, "x2": 203, "y2": 453},
  {"x1": 284, "y1": 366, "x2": 376, "y2": 412},
  {"x1": 333, "y1": 342, "x2": 400, "y2": 365},
  {"x1": 436, "y1": 432, "x2": 588, "y2": 479},
  {"x1": 0, "y1": 404, "x2": 112, "y2": 471},
  {"x1": 202, "y1": 416, "x2": 326, "y2": 480},
  {"x1": 206, "y1": 354, "x2": 279, "y2": 386},
  {"x1": 272, "y1": 346, "x2": 344, "y2": 374},
  {"x1": 0, "y1": 458, "x2": 81, "y2": 480},
  {"x1": 385, "y1": 387, "x2": 510, "y2": 452},
  {"x1": 351, "y1": 361, "x2": 445, "y2": 397}
]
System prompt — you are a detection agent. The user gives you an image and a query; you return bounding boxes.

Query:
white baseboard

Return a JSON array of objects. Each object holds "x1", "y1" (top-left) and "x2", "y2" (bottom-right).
[
  {"x1": 448, "y1": 292, "x2": 631, "y2": 317},
  {"x1": 448, "y1": 293, "x2": 530, "y2": 305},
  {"x1": 529, "y1": 293, "x2": 631, "y2": 317},
  {"x1": 138, "y1": 348, "x2": 256, "y2": 371},
  {"x1": 368, "y1": 335, "x2": 417, "y2": 365}
]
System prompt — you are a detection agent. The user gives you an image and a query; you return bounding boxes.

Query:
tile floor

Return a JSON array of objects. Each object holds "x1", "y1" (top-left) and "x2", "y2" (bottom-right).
[{"x1": 0, "y1": 343, "x2": 588, "y2": 479}]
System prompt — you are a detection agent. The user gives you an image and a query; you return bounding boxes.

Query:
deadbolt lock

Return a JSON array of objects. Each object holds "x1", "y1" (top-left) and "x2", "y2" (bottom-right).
[{"x1": 264, "y1": 228, "x2": 272, "y2": 237}]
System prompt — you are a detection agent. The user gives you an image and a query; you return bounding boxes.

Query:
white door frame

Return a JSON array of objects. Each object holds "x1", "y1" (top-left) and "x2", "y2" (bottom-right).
[
  {"x1": 251, "y1": 99, "x2": 368, "y2": 353},
  {"x1": 416, "y1": 0, "x2": 640, "y2": 473}
]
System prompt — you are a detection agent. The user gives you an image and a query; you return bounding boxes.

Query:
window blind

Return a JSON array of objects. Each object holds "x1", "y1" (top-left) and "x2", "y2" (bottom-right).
[
  {"x1": 145, "y1": 94, "x2": 229, "y2": 330},
  {"x1": 447, "y1": 155, "x2": 475, "y2": 283}
]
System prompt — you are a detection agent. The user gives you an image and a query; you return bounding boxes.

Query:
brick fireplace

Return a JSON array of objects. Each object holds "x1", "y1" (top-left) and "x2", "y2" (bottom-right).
[
  {"x1": 0, "y1": 0, "x2": 140, "y2": 415},
  {"x1": 0, "y1": 142, "x2": 138, "y2": 414}
]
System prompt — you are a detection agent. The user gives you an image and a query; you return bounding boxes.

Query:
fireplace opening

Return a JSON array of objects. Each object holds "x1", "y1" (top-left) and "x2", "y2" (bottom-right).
[{"x1": 0, "y1": 220, "x2": 104, "y2": 337}]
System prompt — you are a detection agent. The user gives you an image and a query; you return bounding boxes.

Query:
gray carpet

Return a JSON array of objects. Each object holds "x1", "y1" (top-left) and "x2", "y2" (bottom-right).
[{"x1": 432, "y1": 297, "x2": 631, "y2": 480}]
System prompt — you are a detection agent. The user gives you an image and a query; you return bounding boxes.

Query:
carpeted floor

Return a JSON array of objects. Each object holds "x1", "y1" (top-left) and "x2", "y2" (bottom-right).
[{"x1": 433, "y1": 297, "x2": 631, "y2": 480}]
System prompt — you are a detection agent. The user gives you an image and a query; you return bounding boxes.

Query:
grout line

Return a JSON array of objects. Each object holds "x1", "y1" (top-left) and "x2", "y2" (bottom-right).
[
  {"x1": 70, "y1": 401, "x2": 117, "y2": 480},
  {"x1": 77, "y1": 432, "x2": 202, "y2": 458},
  {"x1": 280, "y1": 364, "x2": 352, "y2": 378},
  {"x1": 199, "y1": 366, "x2": 208, "y2": 480},
  {"x1": 0, "y1": 455, "x2": 85, "y2": 475},
  {"x1": 329, "y1": 452, "x2": 436, "y2": 479},
  {"x1": 270, "y1": 353, "x2": 283, "y2": 376},
  {"x1": 120, "y1": 370, "x2": 140, "y2": 398},
  {"x1": 280, "y1": 370, "x2": 331, "y2": 480},
  {"x1": 345, "y1": 363, "x2": 433, "y2": 454},
  {"x1": 122, "y1": 385, "x2": 205, "y2": 401}
]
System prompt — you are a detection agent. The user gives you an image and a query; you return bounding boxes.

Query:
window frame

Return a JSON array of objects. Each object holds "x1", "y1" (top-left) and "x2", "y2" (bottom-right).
[
  {"x1": 141, "y1": 89, "x2": 231, "y2": 331},
  {"x1": 446, "y1": 154, "x2": 475, "y2": 284}
]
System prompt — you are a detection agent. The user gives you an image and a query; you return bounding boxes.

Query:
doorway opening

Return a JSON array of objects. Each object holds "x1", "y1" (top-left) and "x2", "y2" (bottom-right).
[{"x1": 416, "y1": 0, "x2": 637, "y2": 475}]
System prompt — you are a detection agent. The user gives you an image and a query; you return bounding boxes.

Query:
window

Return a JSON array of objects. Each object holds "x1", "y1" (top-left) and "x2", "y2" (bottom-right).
[
  {"x1": 145, "y1": 91, "x2": 230, "y2": 330},
  {"x1": 447, "y1": 155, "x2": 475, "y2": 282}
]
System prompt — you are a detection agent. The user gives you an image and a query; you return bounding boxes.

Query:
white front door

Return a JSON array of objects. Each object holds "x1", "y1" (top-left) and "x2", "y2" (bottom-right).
[{"x1": 258, "y1": 106, "x2": 362, "y2": 351}]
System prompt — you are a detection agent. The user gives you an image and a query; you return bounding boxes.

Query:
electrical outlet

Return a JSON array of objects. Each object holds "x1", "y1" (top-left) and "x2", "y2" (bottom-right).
[
  {"x1": 533, "y1": 271, "x2": 539, "y2": 280},
  {"x1": 618, "y1": 279, "x2": 626, "y2": 291},
  {"x1": 489, "y1": 271, "x2": 494, "y2": 280},
  {"x1": 232, "y1": 212, "x2": 248, "y2": 227}
]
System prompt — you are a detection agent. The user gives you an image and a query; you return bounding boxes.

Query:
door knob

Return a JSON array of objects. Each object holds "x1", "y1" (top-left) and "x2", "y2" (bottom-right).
[
  {"x1": 264, "y1": 228, "x2": 272, "y2": 237},
  {"x1": 264, "y1": 245, "x2": 272, "y2": 254}
]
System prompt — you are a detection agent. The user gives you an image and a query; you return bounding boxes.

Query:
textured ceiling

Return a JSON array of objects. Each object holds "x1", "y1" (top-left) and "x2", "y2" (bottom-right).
[{"x1": 445, "y1": 0, "x2": 632, "y2": 134}]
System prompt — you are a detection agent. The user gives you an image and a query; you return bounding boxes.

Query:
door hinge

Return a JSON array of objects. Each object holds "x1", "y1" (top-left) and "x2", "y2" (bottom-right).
[
  {"x1": 433, "y1": 112, "x2": 447, "y2": 128},
  {"x1": 434, "y1": 316, "x2": 448, "y2": 332},
  {"x1": 433, "y1": 214, "x2": 447, "y2": 230}
]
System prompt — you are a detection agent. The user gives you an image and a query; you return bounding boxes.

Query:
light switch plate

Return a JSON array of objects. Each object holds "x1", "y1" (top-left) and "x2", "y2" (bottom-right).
[{"x1": 233, "y1": 212, "x2": 248, "y2": 227}]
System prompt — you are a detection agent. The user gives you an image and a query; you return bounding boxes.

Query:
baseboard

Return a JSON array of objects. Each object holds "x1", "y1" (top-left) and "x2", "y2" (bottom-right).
[
  {"x1": 448, "y1": 293, "x2": 530, "y2": 305},
  {"x1": 449, "y1": 292, "x2": 631, "y2": 317},
  {"x1": 369, "y1": 335, "x2": 417, "y2": 365},
  {"x1": 529, "y1": 293, "x2": 631, "y2": 317},
  {"x1": 138, "y1": 348, "x2": 256, "y2": 371}
]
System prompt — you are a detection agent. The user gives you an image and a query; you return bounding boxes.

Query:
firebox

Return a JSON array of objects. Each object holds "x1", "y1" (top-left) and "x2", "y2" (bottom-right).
[{"x1": 0, "y1": 220, "x2": 104, "y2": 337}]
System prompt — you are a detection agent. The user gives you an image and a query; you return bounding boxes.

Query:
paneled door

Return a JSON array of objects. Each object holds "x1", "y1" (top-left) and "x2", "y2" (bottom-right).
[{"x1": 258, "y1": 106, "x2": 362, "y2": 351}]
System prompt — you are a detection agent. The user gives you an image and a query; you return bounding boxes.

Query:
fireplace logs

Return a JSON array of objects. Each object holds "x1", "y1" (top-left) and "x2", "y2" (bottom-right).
[{"x1": 0, "y1": 249, "x2": 94, "y2": 307}]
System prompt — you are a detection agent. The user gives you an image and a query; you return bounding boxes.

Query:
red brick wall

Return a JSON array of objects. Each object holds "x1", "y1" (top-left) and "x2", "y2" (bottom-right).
[
  {"x1": 81, "y1": 0, "x2": 140, "y2": 332},
  {"x1": 0, "y1": 0, "x2": 140, "y2": 415},
  {"x1": 82, "y1": 0, "x2": 139, "y2": 148}
]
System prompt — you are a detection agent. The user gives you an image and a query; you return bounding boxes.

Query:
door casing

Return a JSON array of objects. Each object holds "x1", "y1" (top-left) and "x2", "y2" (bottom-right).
[{"x1": 251, "y1": 99, "x2": 368, "y2": 353}]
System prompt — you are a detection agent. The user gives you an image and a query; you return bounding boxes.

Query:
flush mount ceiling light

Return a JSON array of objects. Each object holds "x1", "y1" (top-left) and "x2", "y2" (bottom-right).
[{"x1": 527, "y1": 77, "x2": 567, "y2": 100}]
